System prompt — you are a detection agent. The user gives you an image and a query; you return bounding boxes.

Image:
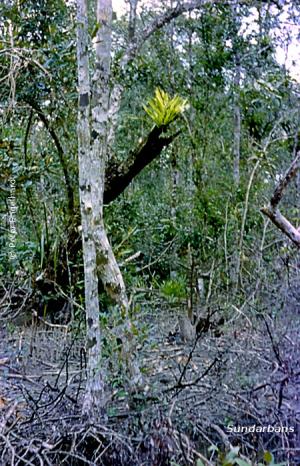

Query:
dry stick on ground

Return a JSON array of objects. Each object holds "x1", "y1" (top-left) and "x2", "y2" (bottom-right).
[{"x1": 261, "y1": 152, "x2": 300, "y2": 247}]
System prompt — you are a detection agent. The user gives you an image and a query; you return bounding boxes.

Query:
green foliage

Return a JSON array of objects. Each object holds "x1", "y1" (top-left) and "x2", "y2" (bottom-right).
[
  {"x1": 160, "y1": 277, "x2": 186, "y2": 301},
  {"x1": 143, "y1": 87, "x2": 188, "y2": 127},
  {"x1": 195, "y1": 446, "x2": 287, "y2": 466}
]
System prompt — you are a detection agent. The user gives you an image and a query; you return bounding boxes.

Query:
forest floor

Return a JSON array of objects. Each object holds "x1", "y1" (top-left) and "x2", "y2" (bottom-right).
[{"x1": 0, "y1": 282, "x2": 299, "y2": 465}]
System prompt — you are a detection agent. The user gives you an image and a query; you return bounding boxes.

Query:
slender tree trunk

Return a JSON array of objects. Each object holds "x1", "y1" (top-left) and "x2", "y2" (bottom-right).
[
  {"x1": 128, "y1": 0, "x2": 138, "y2": 40},
  {"x1": 231, "y1": 3, "x2": 242, "y2": 291},
  {"x1": 232, "y1": 56, "x2": 241, "y2": 291},
  {"x1": 232, "y1": 0, "x2": 241, "y2": 186},
  {"x1": 91, "y1": 0, "x2": 129, "y2": 311},
  {"x1": 93, "y1": 0, "x2": 143, "y2": 392},
  {"x1": 77, "y1": 0, "x2": 207, "y2": 416},
  {"x1": 77, "y1": 0, "x2": 105, "y2": 420},
  {"x1": 233, "y1": 55, "x2": 241, "y2": 186},
  {"x1": 76, "y1": 0, "x2": 129, "y2": 420}
]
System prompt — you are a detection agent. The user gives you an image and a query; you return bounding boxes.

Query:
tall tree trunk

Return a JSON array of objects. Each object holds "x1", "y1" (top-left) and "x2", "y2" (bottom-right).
[
  {"x1": 231, "y1": 3, "x2": 242, "y2": 292},
  {"x1": 91, "y1": 0, "x2": 129, "y2": 311},
  {"x1": 233, "y1": 55, "x2": 241, "y2": 186},
  {"x1": 128, "y1": 0, "x2": 138, "y2": 40},
  {"x1": 77, "y1": 0, "x2": 104, "y2": 420},
  {"x1": 232, "y1": 0, "x2": 241, "y2": 187},
  {"x1": 76, "y1": 0, "x2": 128, "y2": 420},
  {"x1": 232, "y1": 54, "x2": 241, "y2": 291}
]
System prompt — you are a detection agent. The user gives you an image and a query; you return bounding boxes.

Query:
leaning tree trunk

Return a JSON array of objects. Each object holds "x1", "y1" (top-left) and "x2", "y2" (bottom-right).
[{"x1": 76, "y1": 0, "x2": 128, "y2": 420}]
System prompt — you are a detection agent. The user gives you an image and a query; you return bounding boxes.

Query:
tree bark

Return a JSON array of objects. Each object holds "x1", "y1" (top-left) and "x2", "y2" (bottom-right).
[
  {"x1": 104, "y1": 126, "x2": 180, "y2": 204},
  {"x1": 91, "y1": 0, "x2": 129, "y2": 311},
  {"x1": 128, "y1": 0, "x2": 139, "y2": 40},
  {"x1": 77, "y1": 0, "x2": 105, "y2": 420},
  {"x1": 233, "y1": 56, "x2": 241, "y2": 186},
  {"x1": 76, "y1": 0, "x2": 129, "y2": 420},
  {"x1": 230, "y1": 4, "x2": 242, "y2": 291},
  {"x1": 232, "y1": 1, "x2": 241, "y2": 186}
]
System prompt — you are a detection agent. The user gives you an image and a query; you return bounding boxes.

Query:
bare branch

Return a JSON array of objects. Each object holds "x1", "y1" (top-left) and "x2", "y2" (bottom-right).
[
  {"x1": 270, "y1": 152, "x2": 300, "y2": 208},
  {"x1": 261, "y1": 152, "x2": 300, "y2": 247},
  {"x1": 260, "y1": 207, "x2": 300, "y2": 247},
  {"x1": 121, "y1": 0, "x2": 210, "y2": 66},
  {"x1": 26, "y1": 101, "x2": 74, "y2": 215}
]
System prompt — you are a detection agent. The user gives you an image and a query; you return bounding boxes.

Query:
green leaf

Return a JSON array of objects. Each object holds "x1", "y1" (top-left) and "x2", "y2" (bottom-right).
[
  {"x1": 143, "y1": 87, "x2": 188, "y2": 127},
  {"x1": 131, "y1": 323, "x2": 139, "y2": 336},
  {"x1": 208, "y1": 445, "x2": 219, "y2": 453},
  {"x1": 196, "y1": 460, "x2": 206, "y2": 466},
  {"x1": 263, "y1": 451, "x2": 273, "y2": 464},
  {"x1": 226, "y1": 446, "x2": 240, "y2": 461},
  {"x1": 91, "y1": 22, "x2": 100, "y2": 38}
]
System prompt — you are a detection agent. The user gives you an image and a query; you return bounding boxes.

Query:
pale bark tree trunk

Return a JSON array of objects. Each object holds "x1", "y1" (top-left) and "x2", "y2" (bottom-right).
[
  {"x1": 76, "y1": 0, "x2": 128, "y2": 420},
  {"x1": 232, "y1": 57, "x2": 241, "y2": 291},
  {"x1": 231, "y1": 4, "x2": 242, "y2": 291},
  {"x1": 128, "y1": 0, "x2": 139, "y2": 40},
  {"x1": 233, "y1": 56, "x2": 241, "y2": 186},
  {"x1": 77, "y1": 0, "x2": 104, "y2": 420},
  {"x1": 91, "y1": 0, "x2": 129, "y2": 311},
  {"x1": 232, "y1": 0, "x2": 241, "y2": 186}
]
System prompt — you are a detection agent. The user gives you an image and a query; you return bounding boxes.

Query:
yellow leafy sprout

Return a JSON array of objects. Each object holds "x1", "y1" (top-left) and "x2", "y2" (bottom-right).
[{"x1": 143, "y1": 87, "x2": 188, "y2": 127}]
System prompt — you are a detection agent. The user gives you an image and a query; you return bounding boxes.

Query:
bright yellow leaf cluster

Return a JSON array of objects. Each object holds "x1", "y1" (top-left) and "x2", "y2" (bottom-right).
[{"x1": 143, "y1": 87, "x2": 188, "y2": 127}]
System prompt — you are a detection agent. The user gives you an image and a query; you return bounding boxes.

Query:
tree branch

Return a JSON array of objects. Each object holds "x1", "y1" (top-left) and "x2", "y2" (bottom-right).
[
  {"x1": 122, "y1": 0, "x2": 272, "y2": 66},
  {"x1": 104, "y1": 126, "x2": 180, "y2": 204},
  {"x1": 121, "y1": 0, "x2": 210, "y2": 66},
  {"x1": 270, "y1": 153, "x2": 300, "y2": 208},
  {"x1": 261, "y1": 152, "x2": 300, "y2": 247},
  {"x1": 24, "y1": 105, "x2": 179, "y2": 213},
  {"x1": 108, "y1": 1, "x2": 210, "y2": 156},
  {"x1": 26, "y1": 101, "x2": 74, "y2": 215}
]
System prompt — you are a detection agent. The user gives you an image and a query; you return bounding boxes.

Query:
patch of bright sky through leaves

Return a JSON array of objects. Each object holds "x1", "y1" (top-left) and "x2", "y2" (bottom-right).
[{"x1": 112, "y1": 0, "x2": 300, "y2": 82}]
